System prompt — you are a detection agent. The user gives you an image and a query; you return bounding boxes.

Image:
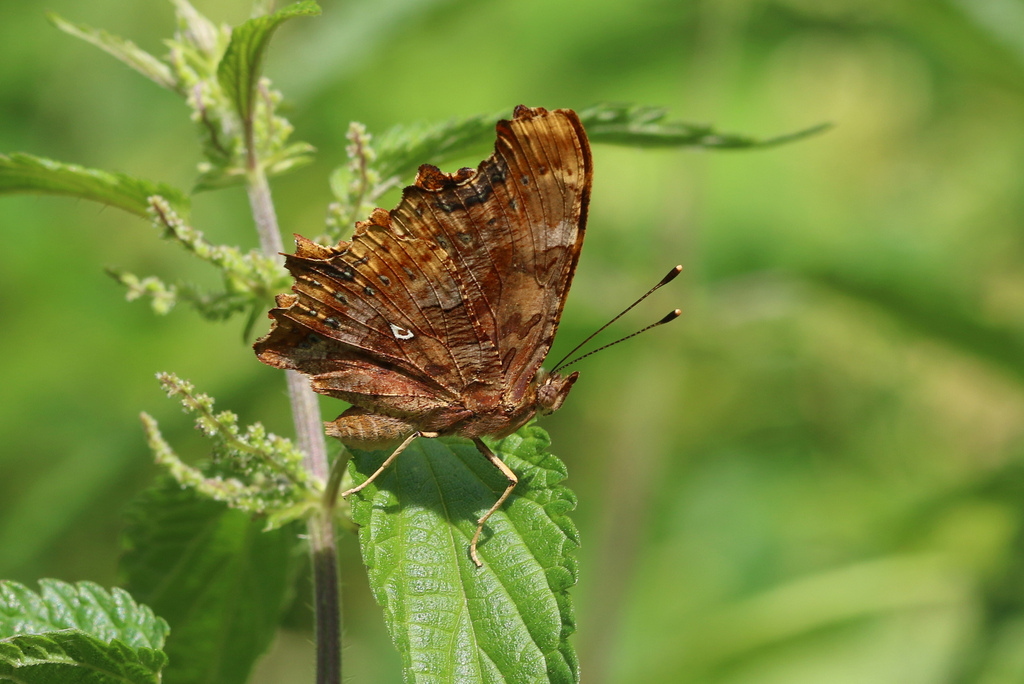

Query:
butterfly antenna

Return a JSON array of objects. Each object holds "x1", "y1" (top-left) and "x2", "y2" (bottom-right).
[
  {"x1": 551, "y1": 265, "x2": 683, "y2": 373},
  {"x1": 554, "y1": 309, "x2": 682, "y2": 372}
]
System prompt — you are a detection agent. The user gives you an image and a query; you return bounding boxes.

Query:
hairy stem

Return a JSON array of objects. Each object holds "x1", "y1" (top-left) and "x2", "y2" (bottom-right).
[
  {"x1": 245, "y1": 165, "x2": 331, "y2": 481},
  {"x1": 246, "y1": 162, "x2": 340, "y2": 684},
  {"x1": 285, "y1": 369, "x2": 330, "y2": 482},
  {"x1": 246, "y1": 164, "x2": 285, "y2": 263},
  {"x1": 309, "y1": 512, "x2": 342, "y2": 684}
]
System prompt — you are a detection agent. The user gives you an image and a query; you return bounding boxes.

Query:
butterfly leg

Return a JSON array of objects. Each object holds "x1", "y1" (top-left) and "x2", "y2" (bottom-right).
[
  {"x1": 340, "y1": 430, "x2": 439, "y2": 498},
  {"x1": 469, "y1": 438, "x2": 519, "y2": 568}
]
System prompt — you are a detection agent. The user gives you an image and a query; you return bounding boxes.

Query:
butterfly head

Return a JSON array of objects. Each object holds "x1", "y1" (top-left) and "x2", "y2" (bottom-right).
[{"x1": 534, "y1": 368, "x2": 579, "y2": 416}]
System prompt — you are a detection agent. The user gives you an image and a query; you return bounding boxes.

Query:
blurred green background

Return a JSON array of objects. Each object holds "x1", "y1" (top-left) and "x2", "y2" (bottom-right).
[{"x1": 3, "y1": 0, "x2": 1024, "y2": 682}]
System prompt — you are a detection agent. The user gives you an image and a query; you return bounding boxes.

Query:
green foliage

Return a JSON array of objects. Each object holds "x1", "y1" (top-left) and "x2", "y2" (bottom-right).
[
  {"x1": 2, "y1": 9, "x2": 329, "y2": 679},
  {"x1": 0, "y1": 154, "x2": 286, "y2": 322},
  {"x1": 0, "y1": 632, "x2": 166, "y2": 684},
  {"x1": 578, "y1": 103, "x2": 831, "y2": 149},
  {"x1": 0, "y1": 580, "x2": 168, "y2": 684},
  {"x1": 217, "y1": 1, "x2": 321, "y2": 141},
  {"x1": 0, "y1": 153, "x2": 189, "y2": 219},
  {"x1": 325, "y1": 121, "x2": 393, "y2": 241},
  {"x1": 52, "y1": 0, "x2": 316, "y2": 193},
  {"x1": 349, "y1": 425, "x2": 579, "y2": 683},
  {"x1": 0, "y1": 580, "x2": 168, "y2": 649},
  {"x1": 115, "y1": 197, "x2": 290, "y2": 321},
  {"x1": 191, "y1": 0, "x2": 320, "y2": 190},
  {"x1": 141, "y1": 372, "x2": 319, "y2": 529},
  {"x1": 120, "y1": 480, "x2": 303, "y2": 684},
  {"x1": 8, "y1": 2, "x2": 310, "y2": 326}
]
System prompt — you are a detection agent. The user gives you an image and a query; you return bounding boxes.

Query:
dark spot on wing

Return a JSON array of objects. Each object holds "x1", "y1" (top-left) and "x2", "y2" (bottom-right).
[
  {"x1": 486, "y1": 161, "x2": 507, "y2": 184},
  {"x1": 458, "y1": 182, "x2": 493, "y2": 208},
  {"x1": 435, "y1": 198, "x2": 459, "y2": 213}
]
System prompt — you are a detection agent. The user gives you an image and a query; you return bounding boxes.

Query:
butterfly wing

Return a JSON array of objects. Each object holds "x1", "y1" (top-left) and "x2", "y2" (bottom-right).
[
  {"x1": 254, "y1": 224, "x2": 492, "y2": 419},
  {"x1": 388, "y1": 106, "x2": 593, "y2": 406},
  {"x1": 255, "y1": 106, "x2": 591, "y2": 422}
]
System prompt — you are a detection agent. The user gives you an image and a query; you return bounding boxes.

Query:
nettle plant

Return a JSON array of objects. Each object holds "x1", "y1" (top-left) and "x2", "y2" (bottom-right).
[{"x1": 0, "y1": 2, "x2": 823, "y2": 683}]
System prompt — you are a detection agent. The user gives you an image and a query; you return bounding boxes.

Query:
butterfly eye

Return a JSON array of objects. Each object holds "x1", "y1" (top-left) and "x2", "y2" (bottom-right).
[{"x1": 536, "y1": 371, "x2": 578, "y2": 415}]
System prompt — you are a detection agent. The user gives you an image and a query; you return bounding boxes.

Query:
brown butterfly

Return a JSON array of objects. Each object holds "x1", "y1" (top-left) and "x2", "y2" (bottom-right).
[{"x1": 255, "y1": 105, "x2": 592, "y2": 566}]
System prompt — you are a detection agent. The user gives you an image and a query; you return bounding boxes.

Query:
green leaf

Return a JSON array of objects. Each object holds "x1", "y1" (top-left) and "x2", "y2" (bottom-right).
[
  {"x1": 0, "y1": 153, "x2": 189, "y2": 219},
  {"x1": 0, "y1": 631, "x2": 166, "y2": 684},
  {"x1": 47, "y1": 12, "x2": 178, "y2": 92},
  {"x1": 120, "y1": 479, "x2": 303, "y2": 684},
  {"x1": 349, "y1": 424, "x2": 580, "y2": 684},
  {"x1": 371, "y1": 103, "x2": 829, "y2": 184},
  {"x1": 0, "y1": 581, "x2": 168, "y2": 684},
  {"x1": 578, "y1": 103, "x2": 831, "y2": 149},
  {"x1": 216, "y1": 1, "x2": 321, "y2": 133},
  {"x1": 0, "y1": 580, "x2": 168, "y2": 649},
  {"x1": 374, "y1": 110, "x2": 500, "y2": 181}
]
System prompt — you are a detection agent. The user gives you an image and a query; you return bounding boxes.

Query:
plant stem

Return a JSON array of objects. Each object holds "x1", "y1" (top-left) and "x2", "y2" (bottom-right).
[
  {"x1": 286, "y1": 369, "x2": 330, "y2": 482},
  {"x1": 246, "y1": 162, "x2": 332, "y2": 481},
  {"x1": 246, "y1": 162, "x2": 341, "y2": 684},
  {"x1": 247, "y1": 162, "x2": 286, "y2": 262},
  {"x1": 309, "y1": 512, "x2": 342, "y2": 683}
]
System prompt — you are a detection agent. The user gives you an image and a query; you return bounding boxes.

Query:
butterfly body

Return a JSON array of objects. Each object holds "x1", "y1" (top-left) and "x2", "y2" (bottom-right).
[
  {"x1": 322, "y1": 365, "x2": 579, "y2": 449},
  {"x1": 255, "y1": 105, "x2": 592, "y2": 564}
]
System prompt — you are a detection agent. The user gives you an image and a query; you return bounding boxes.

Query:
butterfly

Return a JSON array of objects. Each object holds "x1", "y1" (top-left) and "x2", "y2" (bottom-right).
[{"x1": 254, "y1": 105, "x2": 592, "y2": 566}]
